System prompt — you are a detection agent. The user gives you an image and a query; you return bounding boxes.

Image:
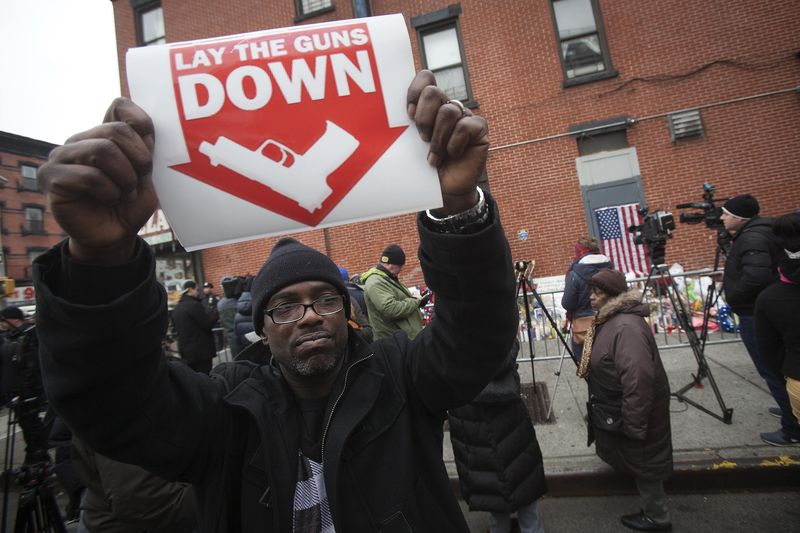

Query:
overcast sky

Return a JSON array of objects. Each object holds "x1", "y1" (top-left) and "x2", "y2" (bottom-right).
[{"x1": 0, "y1": 1, "x2": 120, "y2": 145}]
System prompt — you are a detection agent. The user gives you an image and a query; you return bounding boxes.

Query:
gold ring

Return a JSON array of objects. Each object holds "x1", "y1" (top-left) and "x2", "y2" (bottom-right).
[{"x1": 447, "y1": 99, "x2": 467, "y2": 117}]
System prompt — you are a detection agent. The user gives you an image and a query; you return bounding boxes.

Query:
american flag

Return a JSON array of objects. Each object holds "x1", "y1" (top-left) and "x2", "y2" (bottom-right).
[{"x1": 595, "y1": 203, "x2": 650, "y2": 276}]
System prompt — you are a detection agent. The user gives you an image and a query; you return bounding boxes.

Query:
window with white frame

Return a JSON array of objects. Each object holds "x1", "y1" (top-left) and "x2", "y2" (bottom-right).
[
  {"x1": 296, "y1": 0, "x2": 333, "y2": 19},
  {"x1": 412, "y1": 5, "x2": 473, "y2": 104},
  {"x1": 134, "y1": 1, "x2": 165, "y2": 46},
  {"x1": 551, "y1": 0, "x2": 615, "y2": 84},
  {"x1": 20, "y1": 164, "x2": 38, "y2": 191}
]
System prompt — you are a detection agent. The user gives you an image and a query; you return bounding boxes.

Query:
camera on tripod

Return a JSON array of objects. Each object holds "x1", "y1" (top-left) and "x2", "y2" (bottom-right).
[
  {"x1": 676, "y1": 182, "x2": 729, "y2": 230},
  {"x1": 676, "y1": 182, "x2": 732, "y2": 250},
  {"x1": 627, "y1": 207, "x2": 675, "y2": 265},
  {"x1": 514, "y1": 260, "x2": 531, "y2": 273}
]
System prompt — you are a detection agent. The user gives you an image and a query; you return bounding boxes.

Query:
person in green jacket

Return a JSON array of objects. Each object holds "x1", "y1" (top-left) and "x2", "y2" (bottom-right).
[{"x1": 361, "y1": 244, "x2": 429, "y2": 340}]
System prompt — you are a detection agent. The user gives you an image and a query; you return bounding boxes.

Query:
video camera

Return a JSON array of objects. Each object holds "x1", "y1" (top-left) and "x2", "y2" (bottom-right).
[
  {"x1": 676, "y1": 182, "x2": 731, "y2": 250},
  {"x1": 514, "y1": 259, "x2": 535, "y2": 275},
  {"x1": 627, "y1": 207, "x2": 675, "y2": 265},
  {"x1": 676, "y1": 182, "x2": 728, "y2": 230}
]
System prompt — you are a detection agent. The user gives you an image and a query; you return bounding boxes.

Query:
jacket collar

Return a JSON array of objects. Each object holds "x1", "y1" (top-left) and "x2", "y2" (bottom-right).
[{"x1": 595, "y1": 290, "x2": 647, "y2": 325}]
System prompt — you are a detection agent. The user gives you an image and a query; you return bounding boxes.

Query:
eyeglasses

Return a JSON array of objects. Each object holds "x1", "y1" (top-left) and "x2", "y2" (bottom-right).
[{"x1": 264, "y1": 294, "x2": 345, "y2": 324}]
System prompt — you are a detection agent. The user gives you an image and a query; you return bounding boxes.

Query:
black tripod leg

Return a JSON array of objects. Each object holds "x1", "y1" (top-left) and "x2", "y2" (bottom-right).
[
  {"x1": 13, "y1": 486, "x2": 67, "y2": 533},
  {"x1": 518, "y1": 276, "x2": 537, "y2": 390},
  {"x1": 528, "y1": 286, "x2": 574, "y2": 364},
  {"x1": 653, "y1": 267, "x2": 733, "y2": 424},
  {"x1": 42, "y1": 489, "x2": 67, "y2": 533},
  {"x1": 2, "y1": 406, "x2": 19, "y2": 533}
]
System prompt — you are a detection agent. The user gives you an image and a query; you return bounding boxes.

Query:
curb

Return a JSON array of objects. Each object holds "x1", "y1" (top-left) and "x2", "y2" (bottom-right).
[{"x1": 450, "y1": 454, "x2": 800, "y2": 499}]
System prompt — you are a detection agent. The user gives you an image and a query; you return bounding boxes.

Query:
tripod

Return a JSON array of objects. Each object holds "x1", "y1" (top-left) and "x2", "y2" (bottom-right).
[
  {"x1": 697, "y1": 233, "x2": 731, "y2": 354},
  {"x1": 641, "y1": 248, "x2": 733, "y2": 424},
  {"x1": 516, "y1": 261, "x2": 574, "y2": 393},
  {"x1": 1, "y1": 399, "x2": 66, "y2": 533}
]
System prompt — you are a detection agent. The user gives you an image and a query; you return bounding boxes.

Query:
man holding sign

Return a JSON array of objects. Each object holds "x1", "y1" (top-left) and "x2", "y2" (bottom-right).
[{"x1": 34, "y1": 71, "x2": 517, "y2": 532}]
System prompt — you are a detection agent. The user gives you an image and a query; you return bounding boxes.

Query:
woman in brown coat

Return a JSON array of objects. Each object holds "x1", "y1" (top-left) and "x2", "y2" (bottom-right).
[{"x1": 577, "y1": 269, "x2": 673, "y2": 532}]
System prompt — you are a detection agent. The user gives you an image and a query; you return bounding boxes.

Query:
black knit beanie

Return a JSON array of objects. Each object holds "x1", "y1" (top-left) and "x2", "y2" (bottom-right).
[
  {"x1": 380, "y1": 244, "x2": 406, "y2": 266},
  {"x1": 588, "y1": 268, "x2": 628, "y2": 297},
  {"x1": 251, "y1": 237, "x2": 350, "y2": 333},
  {"x1": 722, "y1": 194, "x2": 759, "y2": 219}
]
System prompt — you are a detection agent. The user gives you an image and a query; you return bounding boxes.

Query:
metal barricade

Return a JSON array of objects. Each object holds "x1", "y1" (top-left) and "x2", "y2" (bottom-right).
[{"x1": 516, "y1": 268, "x2": 741, "y2": 362}]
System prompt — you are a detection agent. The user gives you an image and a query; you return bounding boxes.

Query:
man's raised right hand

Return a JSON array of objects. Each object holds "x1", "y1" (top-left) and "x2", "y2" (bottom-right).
[{"x1": 40, "y1": 98, "x2": 157, "y2": 265}]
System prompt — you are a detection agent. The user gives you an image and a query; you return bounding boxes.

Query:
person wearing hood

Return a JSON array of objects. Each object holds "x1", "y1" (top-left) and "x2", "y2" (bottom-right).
[
  {"x1": 720, "y1": 194, "x2": 786, "y2": 432},
  {"x1": 233, "y1": 276, "x2": 255, "y2": 355},
  {"x1": 218, "y1": 275, "x2": 244, "y2": 356},
  {"x1": 754, "y1": 212, "x2": 800, "y2": 446},
  {"x1": 577, "y1": 269, "x2": 673, "y2": 532},
  {"x1": 561, "y1": 237, "x2": 611, "y2": 364}
]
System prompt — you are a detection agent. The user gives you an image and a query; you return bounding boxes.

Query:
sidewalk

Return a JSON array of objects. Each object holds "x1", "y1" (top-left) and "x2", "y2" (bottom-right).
[{"x1": 442, "y1": 339, "x2": 800, "y2": 497}]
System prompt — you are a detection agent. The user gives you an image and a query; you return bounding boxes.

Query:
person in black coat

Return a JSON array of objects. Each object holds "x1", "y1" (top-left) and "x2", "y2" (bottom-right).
[
  {"x1": 171, "y1": 280, "x2": 219, "y2": 373},
  {"x1": 754, "y1": 212, "x2": 800, "y2": 446},
  {"x1": 33, "y1": 72, "x2": 518, "y2": 532},
  {"x1": 448, "y1": 339, "x2": 546, "y2": 533},
  {"x1": 233, "y1": 281, "x2": 255, "y2": 355},
  {"x1": 720, "y1": 194, "x2": 786, "y2": 433},
  {"x1": 218, "y1": 275, "x2": 243, "y2": 356}
]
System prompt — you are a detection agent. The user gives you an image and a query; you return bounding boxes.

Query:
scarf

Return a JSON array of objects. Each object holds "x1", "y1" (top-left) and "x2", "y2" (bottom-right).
[{"x1": 576, "y1": 317, "x2": 597, "y2": 379}]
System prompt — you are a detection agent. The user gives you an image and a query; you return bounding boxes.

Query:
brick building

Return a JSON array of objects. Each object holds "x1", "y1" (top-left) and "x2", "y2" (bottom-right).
[
  {"x1": 111, "y1": 0, "x2": 800, "y2": 291},
  {"x1": 0, "y1": 132, "x2": 63, "y2": 298}
]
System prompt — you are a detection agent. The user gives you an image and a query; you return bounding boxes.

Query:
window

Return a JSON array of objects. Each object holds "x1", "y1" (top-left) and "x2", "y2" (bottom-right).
[
  {"x1": 20, "y1": 164, "x2": 38, "y2": 191},
  {"x1": 569, "y1": 116, "x2": 633, "y2": 156},
  {"x1": 133, "y1": 1, "x2": 165, "y2": 46},
  {"x1": 412, "y1": 5, "x2": 474, "y2": 104},
  {"x1": 24, "y1": 206, "x2": 44, "y2": 234},
  {"x1": 295, "y1": 0, "x2": 334, "y2": 21},
  {"x1": 551, "y1": 0, "x2": 616, "y2": 85}
]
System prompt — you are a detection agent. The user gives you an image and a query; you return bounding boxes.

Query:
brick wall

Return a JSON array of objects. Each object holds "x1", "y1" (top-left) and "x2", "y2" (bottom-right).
[
  {"x1": 111, "y1": 0, "x2": 800, "y2": 289},
  {"x1": 0, "y1": 133, "x2": 64, "y2": 282}
]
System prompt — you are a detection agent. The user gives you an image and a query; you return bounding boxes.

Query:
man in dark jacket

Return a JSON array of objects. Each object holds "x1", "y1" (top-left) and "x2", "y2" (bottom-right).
[
  {"x1": 33, "y1": 71, "x2": 518, "y2": 532},
  {"x1": 0, "y1": 306, "x2": 50, "y2": 465},
  {"x1": 720, "y1": 194, "x2": 786, "y2": 428},
  {"x1": 172, "y1": 280, "x2": 219, "y2": 373},
  {"x1": 754, "y1": 212, "x2": 800, "y2": 446}
]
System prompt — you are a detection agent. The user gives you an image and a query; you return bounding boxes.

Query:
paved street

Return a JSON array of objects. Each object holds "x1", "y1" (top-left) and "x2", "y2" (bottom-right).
[{"x1": 461, "y1": 491, "x2": 800, "y2": 532}]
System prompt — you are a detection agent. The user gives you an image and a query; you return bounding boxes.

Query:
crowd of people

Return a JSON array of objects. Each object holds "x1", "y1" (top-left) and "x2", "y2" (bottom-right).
[{"x1": 0, "y1": 67, "x2": 794, "y2": 533}]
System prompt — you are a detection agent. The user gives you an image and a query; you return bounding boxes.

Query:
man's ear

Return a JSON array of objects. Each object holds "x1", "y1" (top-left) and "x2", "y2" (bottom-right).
[{"x1": 261, "y1": 335, "x2": 269, "y2": 346}]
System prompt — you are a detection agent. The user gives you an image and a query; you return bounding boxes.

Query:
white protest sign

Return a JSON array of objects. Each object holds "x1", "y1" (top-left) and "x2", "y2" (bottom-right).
[{"x1": 127, "y1": 14, "x2": 441, "y2": 250}]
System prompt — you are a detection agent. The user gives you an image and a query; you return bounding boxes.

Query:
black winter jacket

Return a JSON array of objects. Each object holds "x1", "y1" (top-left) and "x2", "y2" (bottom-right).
[
  {"x1": 33, "y1": 202, "x2": 517, "y2": 533},
  {"x1": 448, "y1": 340, "x2": 546, "y2": 513},
  {"x1": 171, "y1": 293, "x2": 218, "y2": 364},
  {"x1": 233, "y1": 291, "x2": 254, "y2": 354},
  {"x1": 723, "y1": 217, "x2": 781, "y2": 316},
  {"x1": 755, "y1": 254, "x2": 800, "y2": 380}
]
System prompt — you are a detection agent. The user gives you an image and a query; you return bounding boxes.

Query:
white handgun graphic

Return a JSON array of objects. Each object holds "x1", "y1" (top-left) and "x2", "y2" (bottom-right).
[{"x1": 198, "y1": 121, "x2": 360, "y2": 212}]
